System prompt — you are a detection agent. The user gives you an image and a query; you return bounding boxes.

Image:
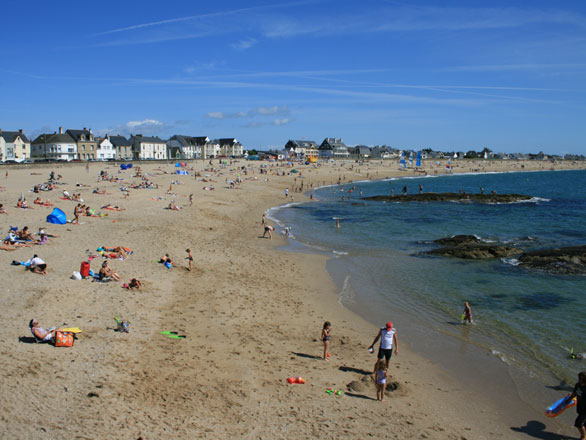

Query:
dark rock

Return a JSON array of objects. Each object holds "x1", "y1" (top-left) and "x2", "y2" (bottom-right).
[
  {"x1": 518, "y1": 245, "x2": 586, "y2": 274},
  {"x1": 427, "y1": 245, "x2": 522, "y2": 259},
  {"x1": 434, "y1": 235, "x2": 480, "y2": 246},
  {"x1": 363, "y1": 193, "x2": 533, "y2": 204}
]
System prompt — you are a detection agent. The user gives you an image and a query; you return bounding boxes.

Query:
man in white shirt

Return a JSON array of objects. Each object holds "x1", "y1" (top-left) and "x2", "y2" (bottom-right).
[
  {"x1": 29, "y1": 254, "x2": 47, "y2": 275},
  {"x1": 368, "y1": 321, "x2": 398, "y2": 368}
]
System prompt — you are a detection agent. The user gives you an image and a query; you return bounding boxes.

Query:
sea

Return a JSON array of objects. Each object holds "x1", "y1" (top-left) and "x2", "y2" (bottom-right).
[{"x1": 269, "y1": 169, "x2": 586, "y2": 409}]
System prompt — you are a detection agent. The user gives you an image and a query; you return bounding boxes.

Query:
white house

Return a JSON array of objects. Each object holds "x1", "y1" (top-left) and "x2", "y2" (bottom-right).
[
  {"x1": 218, "y1": 138, "x2": 243, "y2": 157},
  {"x1": 0, "y1": 129, "x2": 30, "y2": 162},
  {"x1": 31, "y1": 127, "x2": 77, "y2": 161},
  {"x1": 206, "y1": 139, "x2": 220, "y2": 159},
  {"x1": 96, "y1": 135, "x2": 116, "y2": 160},
  {"x1": 130, "y1": 134, "x2": 168, "y2": 160}
]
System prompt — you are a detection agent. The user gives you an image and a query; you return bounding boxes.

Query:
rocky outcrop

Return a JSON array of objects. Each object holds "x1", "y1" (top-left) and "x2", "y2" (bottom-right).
[
  {"x1": 518, "y1": 245, "x2": 586, "y2": 274},
  {"x1": 433, "y1": 235, "x2": 481, "y2": 246},
  {"x1": 427, "y1": 244, "x2": 522, "y2": 259},
  {"x1": 363, "y1": 193, "x2": 533, "y2": 203}
]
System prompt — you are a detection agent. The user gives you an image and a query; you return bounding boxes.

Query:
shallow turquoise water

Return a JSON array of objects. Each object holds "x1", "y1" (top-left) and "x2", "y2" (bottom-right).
[{"x1": 271, "y1": 169, "x2": 586, "y2": 386}]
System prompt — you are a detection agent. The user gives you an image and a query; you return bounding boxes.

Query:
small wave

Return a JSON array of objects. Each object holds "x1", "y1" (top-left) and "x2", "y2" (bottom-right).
[
  {"x1": 491, "y1": 349, "x2": 511, "y2": 365},
  {"x1": 502, "y1": 258, "x2": 520, "y2": 266},
  {"x1": 338, "y1": 274, "x2": 355, "y2": 304},
  {"x1": 333, "y1": 250, "x2": 349, "y2": 256}
]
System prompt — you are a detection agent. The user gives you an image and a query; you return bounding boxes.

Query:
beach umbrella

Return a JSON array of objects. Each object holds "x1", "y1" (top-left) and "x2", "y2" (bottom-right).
[{"x1": 291, "y1": 169, "x2": 299, "y2": 173}]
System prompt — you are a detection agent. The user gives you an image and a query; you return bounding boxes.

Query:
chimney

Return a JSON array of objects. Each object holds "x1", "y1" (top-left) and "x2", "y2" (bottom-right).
[
  {"x1": 83, "y1": 127, "x2": 87, "y2": 131},
  {"x1": 59, "y1": 126, "x2": 63, "y2": 134},
  {"x1": 19, "y1": 129, "x2": 23, "y2": 134}
]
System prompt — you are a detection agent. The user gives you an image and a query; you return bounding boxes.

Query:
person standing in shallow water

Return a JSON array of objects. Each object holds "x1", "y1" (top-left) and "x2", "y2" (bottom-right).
[{"x1": 463, "y1": 301, "x2": 473, "y2": 324}]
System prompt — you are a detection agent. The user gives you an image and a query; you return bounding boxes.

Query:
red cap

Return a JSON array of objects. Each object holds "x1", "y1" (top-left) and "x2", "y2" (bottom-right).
[{"x1": 386, "y1": 322, "x2": 393, "y2": 330}]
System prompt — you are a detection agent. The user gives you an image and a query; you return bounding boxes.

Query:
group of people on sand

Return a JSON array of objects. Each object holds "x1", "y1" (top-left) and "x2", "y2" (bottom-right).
[{"x1": 320, "y1": 320, "x2": 398, "y2": 402}]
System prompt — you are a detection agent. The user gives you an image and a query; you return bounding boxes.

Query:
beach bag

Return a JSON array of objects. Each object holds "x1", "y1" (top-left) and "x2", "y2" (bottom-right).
[
  {"x1": 72, "y1": 271, "x2": 82, "y2": 280},
  {"x1": 80, "y1": 261, "x2": 90, "y2": 278},
  {"x1": 54, "y1": 331, "x2": 74, "y2": 347}
]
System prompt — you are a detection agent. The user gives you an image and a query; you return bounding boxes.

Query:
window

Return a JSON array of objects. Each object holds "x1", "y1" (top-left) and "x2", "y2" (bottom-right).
[{"x1": 82, "y1": 145, "x2": 85, "y2": 151}]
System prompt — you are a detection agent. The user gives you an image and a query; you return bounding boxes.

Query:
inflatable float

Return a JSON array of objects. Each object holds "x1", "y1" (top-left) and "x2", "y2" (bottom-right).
[{"x1": 545, "y1": 395, "x2": 576, "y2": 417}]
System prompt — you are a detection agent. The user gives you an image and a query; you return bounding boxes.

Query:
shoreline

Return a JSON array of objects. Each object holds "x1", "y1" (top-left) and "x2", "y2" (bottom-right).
[
  {"x1": 268, "y1": 166, "x2": 585, "y2": 438},
  {"x1": 0, "y1": 159, "x2": 583, "y2": 438}
]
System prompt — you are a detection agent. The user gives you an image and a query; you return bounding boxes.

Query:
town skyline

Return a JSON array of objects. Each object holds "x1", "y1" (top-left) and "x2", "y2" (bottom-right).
[{"x1": 1, "y1": 0, "x2": 585, "y2": 154}]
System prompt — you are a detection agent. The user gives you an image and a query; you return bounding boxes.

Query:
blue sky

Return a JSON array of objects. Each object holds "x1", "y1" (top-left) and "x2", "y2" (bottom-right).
[{"x1": 1, "y1": 0, "x2": 585, "y2": 154}]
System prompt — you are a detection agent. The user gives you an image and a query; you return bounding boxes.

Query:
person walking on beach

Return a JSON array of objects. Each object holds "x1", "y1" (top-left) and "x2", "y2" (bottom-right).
[
  {"x1": 463, "y1": 301, "x2": 473, "y2": 324},
  {"x1": 285, "y1": 188, "x2": 289, "y2": 199},
  {"x1": 189, "y1": 194, "x2": 194, "y2": 207},
  {"x1": 186, "y1": 248, "x2": 193, "y2": 271},
  {"x1": 568, "y1": 371, "x2": 586, "y2": 440},
  {"x1": 373, "y1": 358, "x2": 388, "y2": 401},
  {"x1": 261, "y1": 213, "x2": 266, "y2": 225},
  {"x1": 368, "y1": 322, "x2": 398, "y2": 368},
  {"x1": 321, "y1": 321, "x2": 332, "y2": 361}
]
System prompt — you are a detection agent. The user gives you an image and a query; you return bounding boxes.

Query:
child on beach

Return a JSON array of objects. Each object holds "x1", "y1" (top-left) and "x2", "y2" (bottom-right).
[
  {"x1": 463, "y1": 301, "x2": 473, "y2": 324},
  {"x1": 321, "y1": 321, "x2": 331, "y2": 361},
  {"x1": 373, "y1": 359, "x2": 388, "y2": 401},
  {"x1": 568, "y1": 371, "x2": 586, "y2": 440},
  {"x1": 186, "y1": 248, "x2": 193, "y2": 271}
]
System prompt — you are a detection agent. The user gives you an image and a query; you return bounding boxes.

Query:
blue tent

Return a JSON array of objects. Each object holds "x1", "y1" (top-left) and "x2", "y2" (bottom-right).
[
  {"x1": 46, "y1": 208, "x2": 67, "y2": 225},
  {"x1": 120, "y1": 164, "x2": 128, "y2": 170},
  {"x1": 127, "y1": 163, "x2": 133, "y2": 168},
  {"x1": 175, "y1": 163, "x2": 181, "y2": 167}
]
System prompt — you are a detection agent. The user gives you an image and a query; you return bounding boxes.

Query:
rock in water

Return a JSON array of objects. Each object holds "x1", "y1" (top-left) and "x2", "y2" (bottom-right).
[
  {"x1": 427, "y1": 245, "x2": 522, "y2": 259},
  {"x1": 518, "y1": 245, "x2": 586, "y2": 274},
  {"x1": 363, "y1": 193, "x2": 533, "y2": 203}
]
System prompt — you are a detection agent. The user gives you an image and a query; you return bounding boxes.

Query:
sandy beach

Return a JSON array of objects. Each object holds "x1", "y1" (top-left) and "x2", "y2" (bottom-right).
[{"x1": 1, "y1": 158, "x2": 584, "y2": 439}]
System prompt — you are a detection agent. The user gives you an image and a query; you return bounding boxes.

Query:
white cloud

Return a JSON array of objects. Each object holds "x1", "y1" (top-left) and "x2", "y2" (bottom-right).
[
  {"x1": 206, "y1": 105, "x2": 289, "y2": 120},
  {"x1": 206, "y1": 112, "x2": 226, "y2": 120},
  {"x1": 231, "y1": 38, "x2": 258, "y2": 50},
  {"x1": 99, "y1": 119, "x2": 168, "y2": 137},
  {"x1": 272, "y1": 118, "x2": 293, "y2": 126}
]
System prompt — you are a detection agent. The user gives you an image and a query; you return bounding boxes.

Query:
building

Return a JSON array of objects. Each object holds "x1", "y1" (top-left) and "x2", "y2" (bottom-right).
[
  {"x1": 168, "y1": 135, "x2": 208, "y2": 159},
  {"x1": 205, "y1": 139, "x2": 220, "y2": 159},
  {"x1": 0, "y1": 129, "x2": 30, "y2": 162},
  {"x1": 66, "y1": 128, "x2": 97, "y2": 161},
  {"x1": 217, "y1": 138, "x2": 243, "y2": 157},
  {"x1": 319, "y1": 138, "x2": 349, "y2": 159},
  {"x1": 109, "y1": 135, "x2": 133, "y2": 160},
  {"x1": 284, "y1": 140, "x2": 319, "y2": 160},
  {"x1": 349, "y1": 145, "x2": 371, "y2": 158},
  {"x1": 31, "y1": 127, "x2": 77, "y2": 161},
  {"x1": 130, "y1": 134, "x2": 167, "y2": 160},
  {"x1": 96, "y1": 135, "x2": 116, "y2": 160}
]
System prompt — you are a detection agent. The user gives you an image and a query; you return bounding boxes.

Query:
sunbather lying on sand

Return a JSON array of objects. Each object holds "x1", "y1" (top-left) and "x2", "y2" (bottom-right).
[
  {"x1": 0, "y1": 204, "x2": 7, "y2": 214},
  {"x1": 29, "y1": 319, "x2": 62, "y2": 342},
  {"x1": 167, "y1": 201, "x2": 182, "y2": 210},
  {"x1": 101, "y1": 204, "x2": 125, "y2": 211},
  {"x1": 34, "y1": 197, "x2": 53, "y2": 206}
]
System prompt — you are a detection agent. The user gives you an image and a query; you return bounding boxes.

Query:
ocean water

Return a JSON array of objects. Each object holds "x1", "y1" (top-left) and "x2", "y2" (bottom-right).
[{"x1": 270, "y1": 169, "x2": 586, "y2": 390}]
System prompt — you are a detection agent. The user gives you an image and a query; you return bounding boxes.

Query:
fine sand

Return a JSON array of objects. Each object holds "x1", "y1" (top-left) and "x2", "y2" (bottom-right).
[{"x1": 0, "y1": 158, "x2": 583, "y2": 439}]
